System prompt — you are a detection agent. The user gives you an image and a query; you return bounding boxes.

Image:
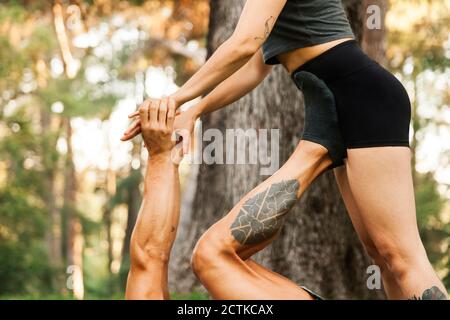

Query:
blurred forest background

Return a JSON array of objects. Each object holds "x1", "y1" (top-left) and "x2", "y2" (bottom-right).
[{"x1": 0, "y1": 0, "x2": 448, "y2": 299}]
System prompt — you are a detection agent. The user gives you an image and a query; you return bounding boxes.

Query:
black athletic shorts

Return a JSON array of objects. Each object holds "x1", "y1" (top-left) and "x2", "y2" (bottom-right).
[{"x1": 292, "y1": 40, "x2": 411, "y2": 149}]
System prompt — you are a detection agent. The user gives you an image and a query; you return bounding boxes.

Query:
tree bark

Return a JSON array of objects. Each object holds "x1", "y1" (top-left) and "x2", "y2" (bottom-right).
[
  {"x1": 63, "y1": 119, "x2": 84, "y2": 300},
  {"x1": 361, "y1": 0, "x2": 388, "y2": 65},
  {"x1": 170, "y1": 0, "x2": 386, "y2": 299},
  {"x1": 103, "y1": 163, "x2": 116, "y2": 292},
  {"x1": 52, "y1": 1, "x2": 84, "y2": 298},
  {"x1": 52, "y1": 0, "x2": 78, "y2": 78},
  {"x1": 104, "y1": 167, "x2": 115, "y2": 275},
  {"x1": 41, "y1": 108, "x2": 63, "y2": 279}
]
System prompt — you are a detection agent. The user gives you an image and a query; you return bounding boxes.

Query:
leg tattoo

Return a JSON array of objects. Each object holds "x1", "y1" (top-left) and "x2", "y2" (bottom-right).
[
  {"x1": 230, "y1": 180, "x2": 300, "y2": 245},
  {"x1": 410, "y1": 286, "x2": 447, "y2": 300}
]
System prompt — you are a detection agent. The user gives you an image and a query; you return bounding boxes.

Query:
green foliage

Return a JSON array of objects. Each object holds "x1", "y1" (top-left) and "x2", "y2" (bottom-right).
[
  {"x1": 24, "y1": 25, "x2": 58, "y2": 59},
  {"x1": 0, "y1": 242, "x2": 54, "y2": 295},
  {"x1": 0, "y1": 3, "x2": 25, "y2": 23},
  {"x1": 387, "y1": 0, "x2": 450, "y2": 288},
  {"x1": 35, "y1": 77, "x2": 117, "y2": 119},
  {"x1": 0, "y1": 36, "x2": 25, "y2": 91},
  {"x1": 0, "y1": 106, "x2": 57, "y2": 295},
  {"x1": 388, "y1": 1, "x2": 449, "y2": 74},
  {"x1": 0, "y1": 0, "x2": 50, "y2": 12},
  {"x1": 107, "y1": 169, "x2": 142, "y2": 210},
  {"x1": 0, "y1": 187, "x2": 54, "y2": 295},
  {"x1": 0, "y1": 108, "x2": 46, "y2": 199},
  {"x1": 415, "y1": 173, "x2": 450, "y2": 288},
  {"x1": 0, "y1": 1, "x2": 118, "y2": 297},
  {"x1": 415, "y1": 174, "x2": 444, "y2": 226}
]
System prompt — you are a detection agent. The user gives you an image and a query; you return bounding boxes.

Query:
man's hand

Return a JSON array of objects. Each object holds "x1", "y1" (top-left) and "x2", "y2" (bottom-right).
[
  {"x1": 121, "y1": 96, "x2": 181, "y2": 142},
  {"x1": 137, "y1": 97, "x2": 177, "y2": 156},
  {"x1": 121, "y1": 97, "x2": 196, "y2": 156}
]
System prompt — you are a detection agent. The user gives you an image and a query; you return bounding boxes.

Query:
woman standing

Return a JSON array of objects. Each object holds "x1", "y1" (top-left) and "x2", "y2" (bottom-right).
[{"x1": 122, "y1": 0, "x2": 447, "y2": 300}]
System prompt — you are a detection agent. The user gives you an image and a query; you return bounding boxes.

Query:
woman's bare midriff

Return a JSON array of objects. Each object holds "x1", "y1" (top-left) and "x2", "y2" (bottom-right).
[{"x1": 278, "y1": 38, "x2": 354, "y2": 74}]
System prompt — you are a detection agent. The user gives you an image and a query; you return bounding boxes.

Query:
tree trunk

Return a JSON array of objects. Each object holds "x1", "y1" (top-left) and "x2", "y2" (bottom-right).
[
  {"x1": 41, "y1": 108, "x2": 63, "y2": 290},
  {"x1": 170, "y1": 0, "x2": 385, "y2": 299},
  {"x1": 63, "y1": 119, "x2": 84, "y2": 300},
  {"x1": 362, "y1": 0, "x2": 388, "y2": 65},
  {"x1": 103, "y1": 165, "x2": 115, "y2": 292},
  {"x1": 104, "y1": 206, "x2": 113, "y2": 278},
  {"x1": 52, "y1": 0, "x2": 85, "y2": 298}
]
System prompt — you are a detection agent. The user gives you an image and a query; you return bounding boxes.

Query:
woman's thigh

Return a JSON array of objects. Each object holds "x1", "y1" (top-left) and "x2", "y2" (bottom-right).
[
  {"x1": 344, "y1": 147, "x2": 424, "y2": 256},
  {"x1": 334, "y1": 165, "x2": 378, "y2": 255}
]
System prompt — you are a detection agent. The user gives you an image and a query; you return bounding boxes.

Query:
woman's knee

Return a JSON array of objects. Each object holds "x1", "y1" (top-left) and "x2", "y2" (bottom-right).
[
  {"x1": 191, "y1": 226, "x2": 234, "y2": 277},
  {"x1": 372, "y1": 237, "x2": 427, "y2": 279},
  {"x1": 360, "y1": 240, "x2": 389, "y2": 273}
]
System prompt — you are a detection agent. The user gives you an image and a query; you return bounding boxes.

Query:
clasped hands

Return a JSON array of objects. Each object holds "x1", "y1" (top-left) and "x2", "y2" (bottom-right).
[{"x1": 121, "y1": 97, "x2": 196, "y2": 161}]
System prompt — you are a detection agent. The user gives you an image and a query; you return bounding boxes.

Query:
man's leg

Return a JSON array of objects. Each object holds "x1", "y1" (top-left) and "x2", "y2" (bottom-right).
[
  {"x1": 191, "y1": 140, "x2": 331, "y2": 299},
  {"x1": 125, "y1": 97, "x2": 181, "y2": 300}
]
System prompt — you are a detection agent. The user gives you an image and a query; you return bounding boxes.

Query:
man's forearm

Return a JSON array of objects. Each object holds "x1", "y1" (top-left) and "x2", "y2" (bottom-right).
[{"x1": 139, "y1": 152, "x2": 180, "y2": 256}]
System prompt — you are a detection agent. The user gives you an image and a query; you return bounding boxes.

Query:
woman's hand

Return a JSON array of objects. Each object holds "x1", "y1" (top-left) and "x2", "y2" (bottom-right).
[
  {"x1": 173, "y1": 108, "x2": 198, "y2": 155},
  {"x1": 121, "y1": 112, "x2": 142, "y2": 142}
]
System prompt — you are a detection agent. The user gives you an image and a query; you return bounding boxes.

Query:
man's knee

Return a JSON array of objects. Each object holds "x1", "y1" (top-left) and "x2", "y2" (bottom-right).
[{"x1": 191, "y1": 227, "x2": 233, "y2": 277}]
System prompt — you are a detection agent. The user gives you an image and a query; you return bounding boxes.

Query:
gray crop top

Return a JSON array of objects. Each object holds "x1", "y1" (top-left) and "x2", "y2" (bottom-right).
[{"x1": 262, "y1": 0, "x2": 354, "y2": 65}]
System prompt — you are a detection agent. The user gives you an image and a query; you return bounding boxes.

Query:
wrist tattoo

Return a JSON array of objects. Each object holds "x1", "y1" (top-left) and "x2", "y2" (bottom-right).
[
  {"x1": 410, "y1": 286, "x2": 447, "y2": 300},
  {"x1": 254, "y1": 16, "x2": 275, "y2": 41},
  {"x1": 230, "y1": 180, "x2": 300, "y2": 245}
]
